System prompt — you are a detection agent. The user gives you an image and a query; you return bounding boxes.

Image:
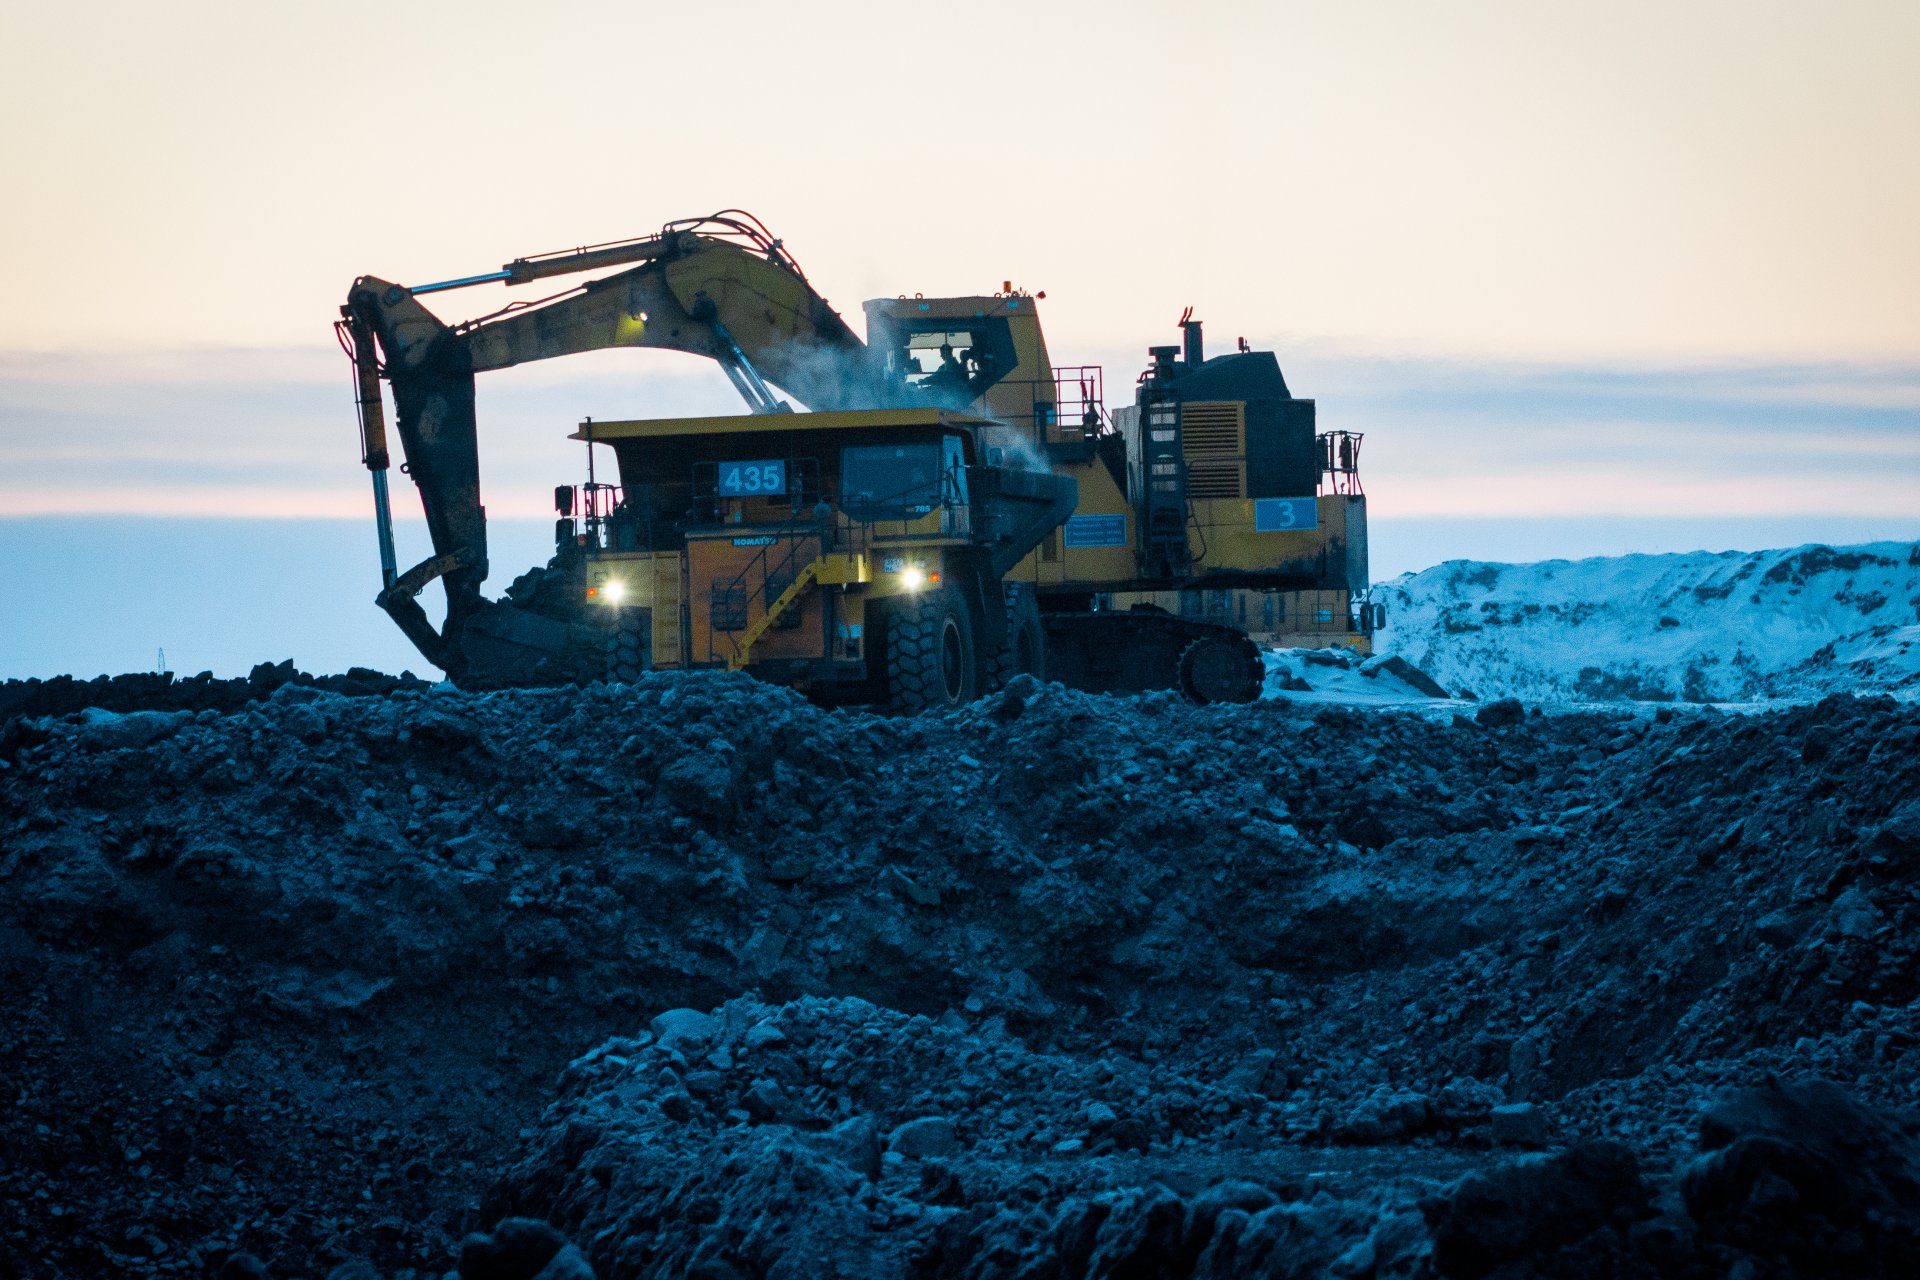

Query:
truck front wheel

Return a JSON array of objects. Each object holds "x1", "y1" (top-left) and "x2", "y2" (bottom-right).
[
  {"x1": 605, "y1": 607, "x2": 649, "y2": 684},
  {"x1": 887, "y1": 585, "x2": 979, "y2": 712}
]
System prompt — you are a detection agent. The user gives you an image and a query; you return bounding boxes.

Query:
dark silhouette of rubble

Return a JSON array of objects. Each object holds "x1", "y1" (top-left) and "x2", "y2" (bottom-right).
[{"x1": 3, "y1": 673, "x2": 1917, "y2": 1276}]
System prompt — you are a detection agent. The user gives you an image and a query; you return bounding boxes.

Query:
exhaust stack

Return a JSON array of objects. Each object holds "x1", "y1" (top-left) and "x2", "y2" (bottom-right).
[{"x1": 1181, "y1": 316, "x2": 1204, "y2": 369}]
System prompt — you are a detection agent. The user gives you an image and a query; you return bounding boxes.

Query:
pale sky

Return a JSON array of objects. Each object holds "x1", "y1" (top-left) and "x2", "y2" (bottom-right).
[{"x1": 2, "y1": 0, "x2": 1916, "y2": 361}]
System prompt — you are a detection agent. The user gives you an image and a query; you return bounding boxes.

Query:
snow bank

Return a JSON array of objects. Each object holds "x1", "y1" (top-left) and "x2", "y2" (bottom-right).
[{"x1": 1374, "y1": 541, "x2": 1920, "y2": 704}]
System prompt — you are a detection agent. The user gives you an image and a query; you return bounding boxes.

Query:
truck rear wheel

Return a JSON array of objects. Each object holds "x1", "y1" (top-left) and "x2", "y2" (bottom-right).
[
  {"x1": 887, "y1": 585, "x2": 979, "y2": 712},
  {"x1": 987, "y1": 583, "x2": 1046, "y2": 688}
]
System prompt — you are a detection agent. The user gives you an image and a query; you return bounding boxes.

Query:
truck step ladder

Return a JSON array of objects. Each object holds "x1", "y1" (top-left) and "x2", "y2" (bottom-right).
[
  {"x1": 727, "y1": 559, "x2": 821, "y2": 671},
  {"x1": 727, "y1": 552, "x2": 870, "y2": 671}
]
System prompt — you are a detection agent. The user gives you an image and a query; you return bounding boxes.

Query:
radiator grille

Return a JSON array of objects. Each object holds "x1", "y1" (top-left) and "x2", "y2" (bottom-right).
[
  {"x1": 1181, "y1": 402, "x2": 1244, "y2": 498},
  {"x1": 1187, "y1": 460, "x2": 1244, "y2": 499},
  {"x1": 1180, "y1": 402, "x2": 1243, "y2": 456}
]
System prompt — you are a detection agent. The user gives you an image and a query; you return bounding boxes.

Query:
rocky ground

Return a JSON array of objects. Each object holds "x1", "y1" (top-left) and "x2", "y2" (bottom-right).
[{"x1": 3, "y1": 671, "x2": 1920, "y2": 1277}]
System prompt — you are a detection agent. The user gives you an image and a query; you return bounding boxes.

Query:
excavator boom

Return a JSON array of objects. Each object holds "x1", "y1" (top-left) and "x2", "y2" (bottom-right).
[{"x1": 340, "y1": 212, "x2": 881, "y2": 678}]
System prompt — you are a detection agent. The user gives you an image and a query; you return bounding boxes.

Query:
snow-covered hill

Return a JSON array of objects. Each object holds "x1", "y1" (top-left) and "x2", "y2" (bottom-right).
[{"x1": 1373, "y1": 541, "x2": 1920, "y2": 704}]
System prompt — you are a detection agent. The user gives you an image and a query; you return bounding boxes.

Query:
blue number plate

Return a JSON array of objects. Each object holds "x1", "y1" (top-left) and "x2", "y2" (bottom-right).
[
  {"x1": 1254, "y1": 497, "x2": 1318, "y2": 531},
  {"x1": 718, "y1": 460, "x2": 787, "y2": 497}
]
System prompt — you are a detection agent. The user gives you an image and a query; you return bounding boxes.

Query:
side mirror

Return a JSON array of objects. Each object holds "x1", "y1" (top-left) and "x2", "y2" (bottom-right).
[{"x1": 554, "y1": 485, "x2": 574, "y2": 516}]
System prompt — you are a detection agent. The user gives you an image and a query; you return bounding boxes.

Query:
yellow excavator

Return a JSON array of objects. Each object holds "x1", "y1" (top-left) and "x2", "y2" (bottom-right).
[{"x1": 339, "y1": 211, "x2": 1373, "y2": 708}]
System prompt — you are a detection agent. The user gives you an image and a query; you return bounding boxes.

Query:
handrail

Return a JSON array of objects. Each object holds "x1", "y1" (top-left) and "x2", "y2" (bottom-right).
[
  {"x1": 727, "y1": 557, "x2": 824, "y2": 670},
  {"x1": 1318, "y1": 431, "x2": 1365, "y2": 496},
  {"x1": 983, "y1": 366, "x2": 1110, "y2": 446},
  {"x1": 707, "y1": 526, "x2": 826, "y2": 665}
]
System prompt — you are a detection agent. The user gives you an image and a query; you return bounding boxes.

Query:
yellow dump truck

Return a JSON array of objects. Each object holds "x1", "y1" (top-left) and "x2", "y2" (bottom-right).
[{"x1": 549, "y1": 408, "x2": 1071, "y2": 710}]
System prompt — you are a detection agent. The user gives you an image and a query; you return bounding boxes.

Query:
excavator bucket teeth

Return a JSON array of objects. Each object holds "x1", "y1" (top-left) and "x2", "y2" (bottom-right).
[{"x1": 377, "y1": 591, "x2": 456, "y2": 675}]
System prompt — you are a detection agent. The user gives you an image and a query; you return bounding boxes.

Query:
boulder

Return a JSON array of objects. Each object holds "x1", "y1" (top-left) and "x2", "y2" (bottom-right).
[
  {"x1": 72, "y1": 707, "x2": 190, "y2": 752},
  {"x1": 887, "y1": 1116, "x2": 958, "y2": 1159},
  {"x1": 649, "y1": 1008, "x2": 719, "y2": 1049},
  {"x1": 1424, "y1": 1142, "x2": 1651, "y2": 1277},
  {"x1": 457, "y1": 1218, "x2": 595, "y2": 1280},
  {"x1": 1359, "y1": 653, "x2": 1450, "y2": 698},
  {"x1": 1475, "y1": 698, "x2": 1525, "y2": 729}
]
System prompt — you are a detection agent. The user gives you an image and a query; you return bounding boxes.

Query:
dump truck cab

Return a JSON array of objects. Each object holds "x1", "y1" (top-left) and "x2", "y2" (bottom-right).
[{"x1": 552, "y1": 408, "x2": 1074, "y2": 709}]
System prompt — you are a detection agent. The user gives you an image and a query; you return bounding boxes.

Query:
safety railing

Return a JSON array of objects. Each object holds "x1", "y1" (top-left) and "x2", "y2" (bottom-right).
[
  {"x1": 985, "y1": 366, "x2": 1110, "y2": 446},
  {"x1": 1319, "y1": 431, "x2": 1364, "y2": 496},
  {"x1": 554, "y1": 482, "x2": 627, "y2": 552},
  {"x1": 1052, "y1": 365, "x2": 1109, "y2": 435}
]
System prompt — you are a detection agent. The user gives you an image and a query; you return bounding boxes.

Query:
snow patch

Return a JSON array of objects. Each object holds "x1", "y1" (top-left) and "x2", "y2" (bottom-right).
[
  {"x1": 1373, "y1": 540, "x2": 1920, "y2": 704},
  {"x1": 1261, "y1": 646, "x2": 1455, "y2": 706}
]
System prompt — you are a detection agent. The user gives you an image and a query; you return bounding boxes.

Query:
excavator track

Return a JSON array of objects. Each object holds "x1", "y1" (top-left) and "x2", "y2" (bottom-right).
[{"x1": 1041, "y1": 610, "x2": 1265, "y2": 704}]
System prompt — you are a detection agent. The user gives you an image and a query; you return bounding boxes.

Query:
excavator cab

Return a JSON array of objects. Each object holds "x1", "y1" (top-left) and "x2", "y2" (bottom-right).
[{"x1": 865, "y1": 295, "x2": 1061, "y2": 441}]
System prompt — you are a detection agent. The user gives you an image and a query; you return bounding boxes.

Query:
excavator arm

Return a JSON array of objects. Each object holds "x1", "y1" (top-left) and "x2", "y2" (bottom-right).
[{"x1": 338, "y1": 212, "x2": 882, "y2": 678}]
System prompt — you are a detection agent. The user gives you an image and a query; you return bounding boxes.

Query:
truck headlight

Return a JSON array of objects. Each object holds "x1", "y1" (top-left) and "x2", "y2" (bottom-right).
[
  {"x1": 901, "y1": 567, "x2": 925, "y2": 591},
  {"x1": 601, "y1": 580, "x2": 627, "y2": 603}
]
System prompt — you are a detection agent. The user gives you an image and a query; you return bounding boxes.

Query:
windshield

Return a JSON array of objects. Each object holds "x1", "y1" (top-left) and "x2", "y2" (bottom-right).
[
  {"x1": 842, "y1": 440, "x2": 964, "y2": 518},
  {"x1": 842, "y1": 442, "x2": 940, "y2": 516}
]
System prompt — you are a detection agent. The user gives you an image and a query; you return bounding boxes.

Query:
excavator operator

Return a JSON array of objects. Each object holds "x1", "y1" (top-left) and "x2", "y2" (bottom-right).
[{"x1": 925, "y1": 341, "x2": 972, "y2": 401}]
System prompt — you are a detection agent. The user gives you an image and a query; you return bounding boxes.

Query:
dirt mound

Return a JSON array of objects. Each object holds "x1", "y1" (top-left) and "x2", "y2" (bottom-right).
[
  {"x1": 3, "y1": 674, "x2": 1918, "y2": 1275},
  {"x1": 0, "y1": 661, "x2": 428, "y2": 722},
  {"x1": 495, "y1": 997, "x2": 1920, "y2": 1279},
  {"x1": 489, "y1": 992, "x2": 1413, "y2": 1279}
]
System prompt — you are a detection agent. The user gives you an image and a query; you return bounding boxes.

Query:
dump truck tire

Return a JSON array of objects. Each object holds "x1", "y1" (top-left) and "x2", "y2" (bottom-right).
[
  {"x1": 606, "y1": 609, "x2": 648, "y2": 684},
  {"x1": 987, "y1": 583, "x2": 1046, "y2": 689},
  {"x1": 888, "y1": 586, "x2": 979, "y2": 712},
  {"x1": 1178, "y1": 633, "x2": 1262, "y2": 704}
]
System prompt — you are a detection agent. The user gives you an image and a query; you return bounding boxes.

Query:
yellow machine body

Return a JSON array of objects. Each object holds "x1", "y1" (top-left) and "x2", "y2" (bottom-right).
[{"x1": 862, "y1": 294, "x2": 1373, "y2": 652}]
